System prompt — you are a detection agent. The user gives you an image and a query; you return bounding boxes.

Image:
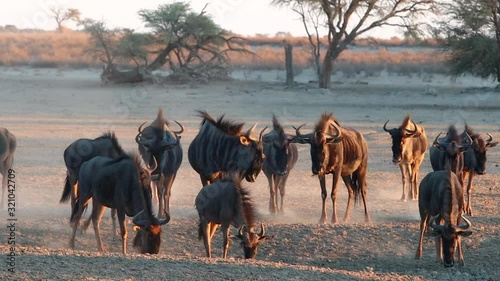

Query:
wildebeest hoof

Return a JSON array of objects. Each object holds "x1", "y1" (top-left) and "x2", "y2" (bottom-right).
[{"x1": 401, "y1": 198, "x2": 407, "y2": 202}]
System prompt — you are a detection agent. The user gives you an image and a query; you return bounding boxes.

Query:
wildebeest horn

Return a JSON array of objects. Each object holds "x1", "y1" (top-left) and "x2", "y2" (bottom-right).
[
  {"x1": 171, "y1": 120, "x2": 184, "y2": 135},
  {"x1": 328, "y1": 122, "x2": 342, "y2": 140},
  {"x1": 137, "y1": 121, "x2": 148, "y2": 133},
  {"x1": 460, "y1": 132, "x2": 473, "y2": 149},
  {"x1": 153, "y1": 212, "x2": 170, "y2": 226},
  {"x1": 238, "y1": 225, "x2": 246, "y2": 238},
  {"x1": 429, "y1": 214, "x2": 445, "y2": 232},
  {"x1": 404, "y1": 120, "x2": 418, "y2": 135},
  {"x1": 259, "y1": 222, "x2": 266, "y2": 237},
  {"x1": 433, "y1": 131, "x2": 444, "y2": 148},
  {"x1": 383, "y1": 120, "x2": 392, "y2": 132},
  {"x1": 293, "y1": 123, "x2": 308, "y2": 139},
  {"x1": 146, "y1": 156, "x2": 158, "y2": 173},
  {"x1": 132, "y1": 210, "x2": 146, "y2": 226},
  {"x1": 458, "y1": 214, "x2": 471, "y2": 231},
  {"x1": 486, "y1": 133, "x2": 493, "y2": 144},
  {"x1": 259, "y1": 126, "x2": 268, "y2": 142},
  {"x1": 246, "y1": 123, "x2": 258, "y2": 139}
]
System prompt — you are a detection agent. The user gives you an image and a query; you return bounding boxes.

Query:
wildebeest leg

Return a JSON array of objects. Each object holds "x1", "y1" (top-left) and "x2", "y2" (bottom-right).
[
  {"x1": 111, "y1": 209, "x2": 119, "y2": 240},
  {"x1": 435, "y1": 236, "x2": 443, "y2": 263},
  {"x1": 318, "y1": 175, "x2": 328, "y2": 224},
  {"x1": 465, "y1": 171, "x2": 474, "y2": 216},
  {"x1": 80, "y1": 213, "x2": 92, "y2": 234},
  {"x1": 222, "y1": 223, "x2": 230, "y2": 259},
  {"x1": 457, "y1": 237, "x2": 464, "y2": 267},
  {"x1": 330, "y1": 170, "x2": 342, "y2": 224},
  {"x1": 69, "y1": 198, "x2": 90, "y2": 249},
  {"x1": 201, "y1": 220, "x2": 212, "y2": 258},
  {"x1": 209, "y1": 222, "x2": 219, "y2": 240},
  {"x1": 161, "y1": 174, "x2": 176, "y2": 218},
  {"x1": 267, "y1": 174, "x2": 276, "y2": 214},
  {"x1": 410, "y1": 163, "x2": 419, "y2": 201},
  {"x1": 341, "y1": 175, "x2": 355, "y2": 223},
  {"x1": 399, "y1": 164, "x2": 408, "y2": 202},
  {"x1": 356, "y1": 167, "x2": 370, "y2": 223},
  {"x1": 91, "y1": 203, "x2": 107, "y2": 252},
  {"x1": 279, "y1": 175, "x2": 289, "y2": 215},
  {"x1": 116, "y1": 209, "x2": 128, "y2": 254},
  {"x1": 415, "y1": 214, "x2": 429, "y2": 260}
]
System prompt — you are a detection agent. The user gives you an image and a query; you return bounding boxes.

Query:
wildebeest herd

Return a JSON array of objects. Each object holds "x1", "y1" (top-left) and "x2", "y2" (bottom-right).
[{"x1": 1, "y1": 109, "x2": 497, "y2": 267}]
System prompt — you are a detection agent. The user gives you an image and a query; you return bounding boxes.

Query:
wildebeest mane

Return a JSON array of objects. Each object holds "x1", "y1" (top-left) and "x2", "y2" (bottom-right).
[
  {"x1": 463, "y1": 124, "x2": 479, "y2": 140},
  {"x1": 272, "y1": 115, "x2": 284, "y2": 134},
  {"x1": 440, "y1": 171, "x2": 461, "y2": 223},
  {"x1": 314, "y1": 112, "x2": 340, "y2": 132},
  {"x1": 94, "y1": 131, "x2": 125, "y2": 155},
  {"x1": 400, "y1": 115, "x2": 411, "y2": 128},
  {"x1": 197, "y1": 110, "x2": 244, "y2": 136},
  {"x1": 151, "y1": 108, "x2": 169, "y2": 127},
  {"x1": 444, "y1": 125, "x2": 460, "y2": 142}
]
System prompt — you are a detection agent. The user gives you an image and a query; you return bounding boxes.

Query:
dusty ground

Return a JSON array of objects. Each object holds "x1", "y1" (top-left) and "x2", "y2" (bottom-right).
[{"x1": 0, "y1": 67, "x2": 499, "y2": 280}]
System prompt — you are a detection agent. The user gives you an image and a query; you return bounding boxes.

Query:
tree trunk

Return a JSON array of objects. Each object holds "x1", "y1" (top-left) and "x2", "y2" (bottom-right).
[
  {"x1": 319, "y1": 49, "x2": 334, "y2": 89},
  {"x1": 285, "y1": 43, "x2": 294, "y2": 87},
  {"x1": 147, "y1": 42, "x2": 178, "y2": 72},
  {"x1": 101, "y1": 65, "x2": 145, "y2": 84}
]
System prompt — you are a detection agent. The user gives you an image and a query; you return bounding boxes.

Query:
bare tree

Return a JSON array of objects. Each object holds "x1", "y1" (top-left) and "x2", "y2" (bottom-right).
[
  {"x1": 272, "y1": 0, "x2": 437, "y2": 89},
  {"x1": 48, "y1": 6, "x2": 81, "y2": 32}
]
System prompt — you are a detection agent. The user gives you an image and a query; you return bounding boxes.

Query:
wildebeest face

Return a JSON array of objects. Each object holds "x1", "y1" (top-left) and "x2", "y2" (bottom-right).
[
  {"x1": 429, "y1": 215, "x2": 472, "y2": 267},
  {"x1": 472, "y1": 137, "x2": 497, "y2": 175},
  {"x1": 388, "y1": 129, "x2": 404, "y2": 164},
  {"x1": 239, "y1": 137, "x2": 265, "y2": 182},
  {"x1": 133, "y1": 225, "x2": 162, "y2": 254},
  {"x1": 237, "y1": 224, "x2": 273, "y2": 259}
]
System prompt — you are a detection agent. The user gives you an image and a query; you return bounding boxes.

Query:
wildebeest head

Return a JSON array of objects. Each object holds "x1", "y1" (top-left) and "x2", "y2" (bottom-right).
[
  {"x1": 262, "y1": 115, "x2": 295, "y2": 175},
  {"x1": 461, "y1": 125, "x2": 498, "y2": 175},
  {"x1": 383, "y1": 116, "x2": 420, "y2": 164},
  {"x1": 433, "y1": 125, "x2": 473, "y2": 172},
  {"x1": 131, "y1": 157, "x2": 170, "y2": 254},
  {"x1": 293, "y1": 114, "x2": 342, "y2": 175},
  {"x1": 135, "y1": 108, "x2": 183, "y2": 175},
  {"x1": 236, "y1": 223, "x2": 273, "y2": 259},
  {"x1": 238, "y1": 124, "x2": 267, "y2": 182},
  {"x1": 429, "y1": 214, "x2": 472, "y2": 267}
]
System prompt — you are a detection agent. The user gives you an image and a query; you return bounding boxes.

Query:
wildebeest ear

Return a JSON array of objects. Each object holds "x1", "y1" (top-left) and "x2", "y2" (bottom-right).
[
  {"x1": 240, "y1": 136, "x2": 251, "y2": 146},
  {"x1": 458, "y1": 230, "x2": 473, "y2": 237},
  {"x1": 259, "y1": 235, "x2": 275, "y2": 241},
  {"x1": 488, "y1": 141, "x2": 498, "y2": 148}
]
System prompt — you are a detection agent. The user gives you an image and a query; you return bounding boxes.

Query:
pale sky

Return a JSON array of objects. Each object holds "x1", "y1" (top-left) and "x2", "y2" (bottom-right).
[{"x1": 1, "y1": 0, "x2": 397, "y2": 38}]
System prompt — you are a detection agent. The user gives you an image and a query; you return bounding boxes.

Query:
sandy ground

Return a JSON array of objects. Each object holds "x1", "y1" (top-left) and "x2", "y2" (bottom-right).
[{"x1": 0, "y1": 67, "x2": 499, "y2": 280}]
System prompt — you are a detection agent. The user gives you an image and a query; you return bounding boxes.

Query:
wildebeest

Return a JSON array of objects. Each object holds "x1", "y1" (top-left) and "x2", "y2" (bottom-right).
[
  {"x1": 69, "y1": 153, "x2": 169, "y2": 254},
  {"x1": 383, "y1": 115, "x2": 427, "y2": 201},
  {"x1": 60, "y1": 132, "x2": 126, "y2": 235},
  {"x1": 188, "y1": 111, "x2": 267, "y2": 186},
  {"x1": 429, "y1": 125, "x2": 473, "y2": 178},
  {"x1": 293, "y1": 113, "x2": 370, "y2": 224},
  {"x1": 0, "y1": 128, "x2": 16, "y2": 209},
  {"x1": 195, "y1": 176, "x2": 273, "y2": 259},
  {"x1": 262, "y1": 115, "x2": 298, "y2": 215},
  {"x1": 459, "y1": 124, "x2": 498, "y2": 215},
  {"x1": 135, "y1": 108, "x2": 184, "y2": 218},
  {"x1": 416, "y1": 170, "x2": 473, "y2": 267}
]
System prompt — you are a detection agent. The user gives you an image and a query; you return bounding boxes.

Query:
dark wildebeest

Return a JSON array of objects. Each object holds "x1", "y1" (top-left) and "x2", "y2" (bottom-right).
[
  {"x1": 195, "y1": 176, "x2": 273, "y2": 259},
  {"x1": 60, "y1": 132, "x2": 126, "y2": 235},
  {"x1": 459, "y1": 124, "x2": 498, "y2": 215},
  {"x1": 135, "y1": 108, "x2": 184, "y2": 218},
  {"x1": 383, "y1": 115, "x2": 427, "y2": 201},
  {"x1": 188, "y1": 111, "x2": 267, "y2": 186},
  {"x1": 0, "y1": 128, "x2": 16, "y2": 209},
  {"x1": 69, "y1": 154, "x2": 169, "y2": 254},
  {"x1": 416, "y1": 170, "x2": 473, "y2": 267},
  {"x1": 293, "y1": 113, "x2": 370, "y2": 224},
  {"x1": 262, "y1": 115, "x2": 298, "y2": 215}
]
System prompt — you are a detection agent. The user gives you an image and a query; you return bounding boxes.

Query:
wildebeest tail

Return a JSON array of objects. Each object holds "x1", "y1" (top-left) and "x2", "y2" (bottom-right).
[
  {"x1": 352, "y1": 173, "x2": 362, "y2": 204},
  {"x1": 198, "y1": 222, "x2": 203, "y2": 240},
  {"x1": 60, "y1": 174, "x2": 72, "y2": 203},
  {"x1": 69, "y1": 198, "x2": 87, "y2": 224}
]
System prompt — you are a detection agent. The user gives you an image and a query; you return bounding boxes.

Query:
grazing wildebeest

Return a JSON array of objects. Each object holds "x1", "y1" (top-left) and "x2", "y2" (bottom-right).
[
  {"x1": 135, "y1": 108, "x2": 184, "y2": 218},
  {"x1": 383, "y1": 115, "x2": 427, "y2": 201},
  {"x1": 459, "y1": 124, "x2": 498, "y2": 215},
  {"x1": 262, "y1": 115, "x2": 298, "y2": 215},
  {"x1": 293, "y1": 113, "x2": 370, "y2": 224},
  {"x1": 60, "y1": 132, "x2": 126, "y2": 235},
  {"x1": 0, "y1": 128, "x2": 16, "y2": 209},
  {"x1": 195, "y1": 176, "x2": 273, "y2": 259},
  {"x1": 416, "y1": 170, "x2": 473, "y2": 267},
  {"x1": 429, "y1": 125, "x2": 473, "y2": 179},
  {"x1": 69, "y1": 154, "x2": 169, "y2": 254},
  {"x1": 188, "y1": 111, "x2": 267, "y2": 186}
]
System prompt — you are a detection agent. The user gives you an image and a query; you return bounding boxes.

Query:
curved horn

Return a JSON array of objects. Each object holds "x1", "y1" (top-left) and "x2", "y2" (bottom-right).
[
  {"x1": 237, "y1": 225, "x2": 245, "y2": 238},
  {"x1": 460, "y1": 132, "x2": 473, "y2": 148},
  {"x1": 258, "y1": 126, "x2": 268, "y2": 142},
  {"x1": 146, "y1": 156, "x2": 158, "y2": 173},
  {"x1": 293, "y1": 123, "x2": 308, "y2": 139},
  {"x1": 246, "y1": 123, "x2": 258, "y2": 139},
  {"x1": 429, "y1": 214, "x2": 445, "y2": 232},
  {"x1": 328, "y1": 121, "x2": 342, "y2": 140},
  {"x1": 135, "y1": 133, "x2": 154, "y2": 146},
  {"x1": 458, "y1": 214, "x2": 471, "y2": 230},
  {"x1": 259, "y1": 222, "x2": 266, "y2": 237},
  {"x1": 404, "y1": 120, "x2": 417, "y2": 136},
  {"x1": 433, "y1": 131, "x2": 444, "y2": 148},
  {"x1": 152, "y1": 213, "x2": 170, "y2": 226},
  {"x1": 486, "y1": 133, "x2": 493, "y2": 144},
  {"x1": 137, "y1": 121, "x2": 148, "y2": 133},
  {"x1": 383, "y1": 120, "x2": 391, "y2": 132},
  {"x1": 132, "y1": 210, "x2": 146, "y2": 226},
  {"x1": 171, "y1": 120, "x2": 184, "y2": 135}
]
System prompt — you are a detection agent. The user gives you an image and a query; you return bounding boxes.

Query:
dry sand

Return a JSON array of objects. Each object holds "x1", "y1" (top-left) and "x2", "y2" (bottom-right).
[{"x1": 0, "y1": 67, "x2": 499, "y2": 280}]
